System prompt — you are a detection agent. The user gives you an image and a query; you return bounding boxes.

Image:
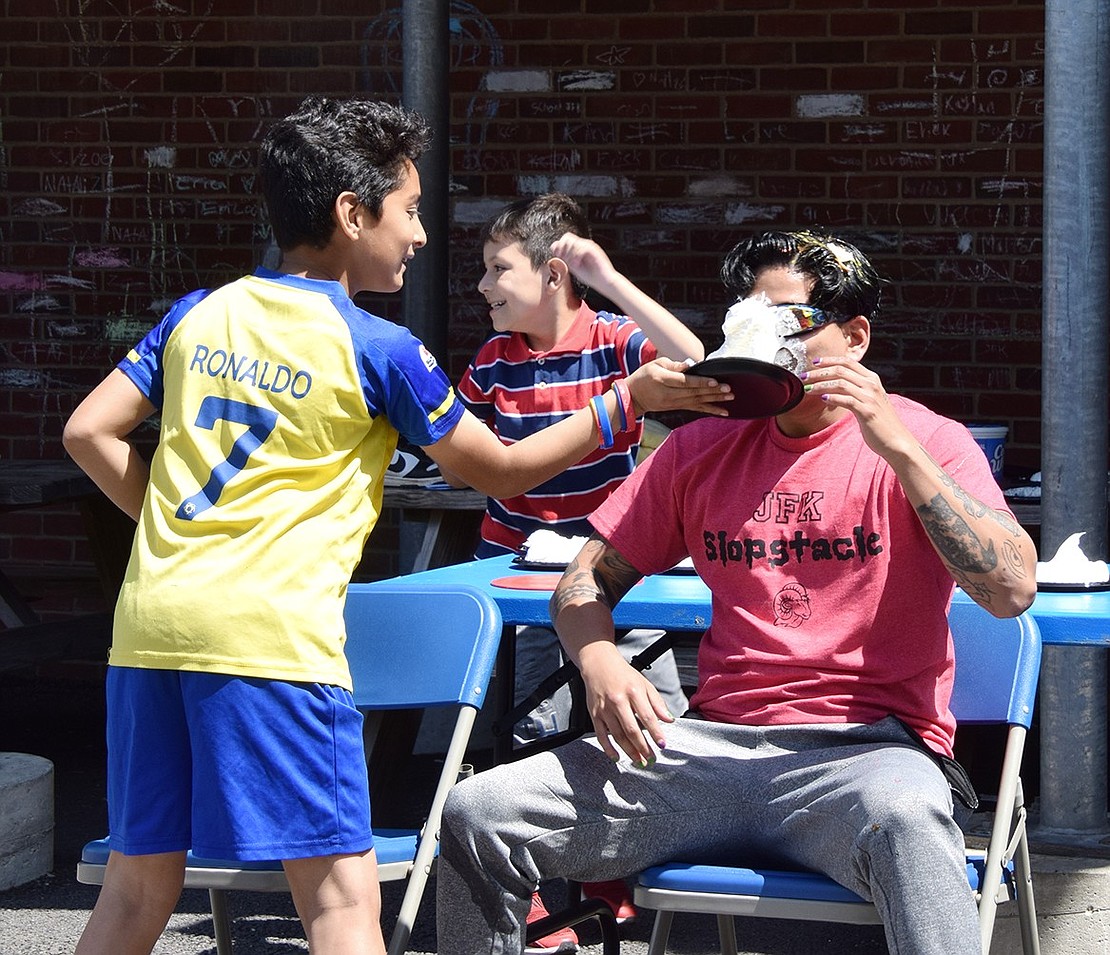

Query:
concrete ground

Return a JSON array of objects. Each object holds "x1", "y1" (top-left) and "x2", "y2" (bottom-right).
[{"x1": 2, "y1": 664, "x2": 1108, "y2": 954}]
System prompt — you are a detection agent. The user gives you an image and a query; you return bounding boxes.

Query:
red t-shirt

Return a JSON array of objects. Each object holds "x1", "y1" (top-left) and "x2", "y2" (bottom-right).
[{"x1": 590, "y1": 398, "x2": 1010, "y2": 756}]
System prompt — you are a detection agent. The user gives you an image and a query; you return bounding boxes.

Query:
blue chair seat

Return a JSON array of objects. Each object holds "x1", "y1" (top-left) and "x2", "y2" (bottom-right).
[
  {"x1": 80, "y1": 828, "x2": 424, "y2": 872},
  {"x1": 638, "y1": 856, "x2": 1012, "y2": 905},
  {"x1": 639, "y1": 864, "x2": 869, "y2": 905}
]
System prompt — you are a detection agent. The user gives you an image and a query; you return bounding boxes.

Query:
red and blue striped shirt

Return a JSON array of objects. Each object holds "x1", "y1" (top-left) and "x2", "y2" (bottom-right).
[{"x1": 457, "y1": 303, "x2": 655, "y2": 557}]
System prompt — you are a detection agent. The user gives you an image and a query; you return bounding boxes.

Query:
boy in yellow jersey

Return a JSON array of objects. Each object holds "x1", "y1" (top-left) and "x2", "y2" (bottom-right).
[{"x1": 63, "y1": 95, "x2": 730, "y2": 954}]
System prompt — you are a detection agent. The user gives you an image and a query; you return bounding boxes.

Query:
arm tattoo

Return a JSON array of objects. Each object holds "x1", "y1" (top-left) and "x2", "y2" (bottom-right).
[
  {"x1": 917, "y1": 493, "x2": 999, "y2": 574},
  {"x1": 1002, "y1": 538, "x2": 1029, "y2": 580},
  {"x1": 935, "y1": 455, "x2": 1022, "y2": 536}
]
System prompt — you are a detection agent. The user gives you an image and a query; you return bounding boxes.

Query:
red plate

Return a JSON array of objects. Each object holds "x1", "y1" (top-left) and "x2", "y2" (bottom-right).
[
  {"x1": 490, "y1": 574, "x2": 563, "y2": 591},
  {"x1": 685, "y1": 356, "x2": 804, "y2": 419},
  {"x1": 490, "y1": 575, "x2": 645, "y2": 591}
]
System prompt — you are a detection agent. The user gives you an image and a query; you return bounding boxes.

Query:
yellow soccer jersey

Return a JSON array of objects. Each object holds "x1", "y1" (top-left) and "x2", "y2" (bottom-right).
[{"x1": 110, "y1": 269, "x2": 463, "y2": 688}]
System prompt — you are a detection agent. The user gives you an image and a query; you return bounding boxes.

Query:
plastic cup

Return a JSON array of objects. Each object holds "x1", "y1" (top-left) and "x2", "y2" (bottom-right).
[{"x1": 967, "y1": 423, "x2": 1008, "y2": 481}]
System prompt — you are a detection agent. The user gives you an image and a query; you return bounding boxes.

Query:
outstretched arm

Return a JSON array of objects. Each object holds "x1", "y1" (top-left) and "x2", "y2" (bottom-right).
[
  {"x1": 548, "y1": 534, "x2": 673, "y2": 765},
  {"x1": 63, "y1": 369, "x2": 155, "y2": 522},
  {"x1": 803, "y1": 354, "x2": 1037, "y2": 616},
  {"x1": 425, "y1": 357, "x2": 730, "y2": 498},
  {"x1": 551, "y1": 233, "x2": 704, "y2": 362}
]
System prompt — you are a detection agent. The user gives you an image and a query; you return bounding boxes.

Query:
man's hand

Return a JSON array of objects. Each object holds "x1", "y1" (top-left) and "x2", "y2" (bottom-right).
[
  {"x1": 800, "y1": 355, "x2": 916, "y2": 461},
  {"x1": 551, "y1": 534, "x2": 675, "y2": 763},
  {"x1": 626, "y1": 357, "x2": 733, "y2": 417},
  {"x1": 578, "y1": 640, "x2": 673, "y2": 766}
]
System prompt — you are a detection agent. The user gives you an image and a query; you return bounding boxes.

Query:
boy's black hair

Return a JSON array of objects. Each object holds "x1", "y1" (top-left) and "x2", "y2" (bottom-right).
[
  {"x1": 482, "y1": 193, "x2": 593, "y2": 299},
  {"x1": 259, "y1": 96, "x2": 432, "y2": 251},
  {"x1": 720, "y1": 230, "x2": 885, "y2": 323}
]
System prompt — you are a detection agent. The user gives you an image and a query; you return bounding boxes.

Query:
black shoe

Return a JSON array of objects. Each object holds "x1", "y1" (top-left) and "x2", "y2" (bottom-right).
[{"x1": 385, "y1": 440, "x2": 442, "y2": 486}]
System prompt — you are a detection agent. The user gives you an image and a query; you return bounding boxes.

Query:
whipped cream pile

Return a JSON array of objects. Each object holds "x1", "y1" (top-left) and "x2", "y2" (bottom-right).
[
  {"x1": 521, "y1": 529, "x2": 589, "y2": 565},
  {"x1": 705, "y1": 292, "x2": 807, "y2": 375},
  {"x1": 1035, "y1": 532, "x2": 1110, "y2": 585}
]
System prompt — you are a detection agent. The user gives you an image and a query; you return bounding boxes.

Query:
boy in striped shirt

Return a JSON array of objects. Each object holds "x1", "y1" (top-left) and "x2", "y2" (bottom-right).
[{"x1": 451, "y1": 193, "x2": 704, "y2": 949}]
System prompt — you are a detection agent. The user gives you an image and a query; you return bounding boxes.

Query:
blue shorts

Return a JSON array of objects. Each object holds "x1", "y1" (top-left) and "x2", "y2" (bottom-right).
[{"x1": 105, "y1": 666, "x2": 374, "y2": 861}]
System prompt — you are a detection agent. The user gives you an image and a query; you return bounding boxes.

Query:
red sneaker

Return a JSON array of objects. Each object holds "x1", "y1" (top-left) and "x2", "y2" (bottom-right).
[
  {"x1": 581, "y1": 878, "x2": 637, "y2": 923},
  {"x1": 524, "y1": 891, "x2": 579, "y2": 954}
]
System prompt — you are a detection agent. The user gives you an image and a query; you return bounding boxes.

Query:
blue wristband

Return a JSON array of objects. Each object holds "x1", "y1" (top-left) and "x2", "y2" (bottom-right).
[
  {"x1": 591, "y1": 394, "x2": 615, "y2": 449},
  {"x1": 612, "y1": 384, "x2": 628, "y2": 431}
]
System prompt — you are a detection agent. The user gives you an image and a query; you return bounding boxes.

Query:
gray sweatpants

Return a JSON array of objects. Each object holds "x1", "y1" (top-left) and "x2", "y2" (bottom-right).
[{"x1": 436, "y1": 716, "x2": 980, "y2": 955}]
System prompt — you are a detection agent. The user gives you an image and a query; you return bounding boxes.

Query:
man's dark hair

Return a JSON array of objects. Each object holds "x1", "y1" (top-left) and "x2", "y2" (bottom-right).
[
  {"x1": 259, "y1": 96, "x2": 432, "y2": 251},
  {"x1": 482, "y1": 193, "x2": 593, "y2": 298},
  {"x1": 720, "y1": 230, "x2": 885, "y2": 323}
]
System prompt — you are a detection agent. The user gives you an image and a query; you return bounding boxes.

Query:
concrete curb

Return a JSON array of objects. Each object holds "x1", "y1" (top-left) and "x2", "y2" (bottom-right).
[
  {"x1": 0, "y1": 752, "x2": 54, "y2": 892},
  {"x1": 991, "y1": 851, "x2": 1110, "y2": 954}
]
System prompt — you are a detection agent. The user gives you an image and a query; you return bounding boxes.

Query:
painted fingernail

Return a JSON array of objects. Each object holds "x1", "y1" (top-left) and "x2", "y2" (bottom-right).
[
  {"x1": 799, "y1": 371, "x2": 808, "y2": 380},
  {"x1": 803, "y1": 384, "x2": 814, "y2": 392},
  {"x1": 812, "y1": 357, "x2": 822, "y2": 365}
]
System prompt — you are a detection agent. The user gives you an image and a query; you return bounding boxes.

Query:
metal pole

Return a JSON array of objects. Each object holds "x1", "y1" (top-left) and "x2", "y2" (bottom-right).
[
  {"x1": 1039, "y1": 0, "x2": 1110, "y2": 835},
  {"x1": 401, "y1": 0, "x2": 450, "y2": 361}
]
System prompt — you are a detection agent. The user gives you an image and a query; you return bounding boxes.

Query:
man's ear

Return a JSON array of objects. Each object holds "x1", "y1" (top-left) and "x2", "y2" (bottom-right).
[
  {"x1": 334, "y1": 191, "x2": 363, "y2": 240},
  {"x1": 842, "y1": 315, "x2": 871, "y2": 358}
]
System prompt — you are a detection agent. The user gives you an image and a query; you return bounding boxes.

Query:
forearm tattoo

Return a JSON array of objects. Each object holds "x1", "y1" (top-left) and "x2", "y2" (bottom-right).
[
  {"x1": 948, "y1": 473, "x2": 1022, "y2": 536},
  {"x1": 550, "y1": 534, "x2": 641, "y2": 620},
  {"x1": 918, "y1": 493, "x2": 999, "y2": 574}
]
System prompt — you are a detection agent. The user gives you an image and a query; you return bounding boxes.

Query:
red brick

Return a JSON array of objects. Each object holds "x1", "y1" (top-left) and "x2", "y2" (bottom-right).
[
  {"x1": 832, "y1": 176, "x2": 899, "y2": 200},
  {"x1": 979, "y1": 9, "x2": 1046, "y2": 34},
  {"x1": 656, "y1": 42, "x2": 724, "y2": 67},
  {"x1": 905, "y1": 11, "x2": 975, "y2": 34},
  {"x1": 756, "y1": 13, "x2": 829, "y2": 38},
  {"x1": 796, "y1": 148, "x2": 864, "y2": 173},
  {"x1": 722, "y1": 40, "x2": 794, "y2": 65},
  {"x1": 615, "y1": 15, "x2": 689, "y2": 41},
  {"x1": 723, "y1": 93, "x2": 793, "y2": 119},
  {"x1": 759, "y1": 67, "x2": 830, "y2": 91},
  {"x1": 688, "y1": 15, "x2": 757, "y2": 38},
  {"x1": 830, "y1": 66, "x2": 900, "y2": 90},
  {"x1": 868, "y1": 39, "x2": 941, "y2": 63}
]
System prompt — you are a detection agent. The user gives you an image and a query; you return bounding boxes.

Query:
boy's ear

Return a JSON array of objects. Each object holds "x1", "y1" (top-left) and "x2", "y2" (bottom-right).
[
  {"x1": 334, "y1": 191, "x2": 364, "y2": 240},
  {"x1": 546, "y1": 256, "x2": 570, "y2": 291}
]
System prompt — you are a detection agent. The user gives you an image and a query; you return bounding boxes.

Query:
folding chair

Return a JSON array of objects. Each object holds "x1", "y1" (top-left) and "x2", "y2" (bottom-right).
[
  {"x1": 632, "y1": 599, "x2": 1042, "y2": 955},
  {"x1": 76, "y1": 582, "x2": 502, "y2": 955}
]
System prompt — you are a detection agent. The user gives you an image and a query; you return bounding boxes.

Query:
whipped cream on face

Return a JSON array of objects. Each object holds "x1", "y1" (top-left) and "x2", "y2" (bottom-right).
[
  {"x1": 1036, "y1": 532, "x2": 1110, "y2": 585},
  {"x1": 704, "y1": 292, "x2": 808, "y2": 375}
]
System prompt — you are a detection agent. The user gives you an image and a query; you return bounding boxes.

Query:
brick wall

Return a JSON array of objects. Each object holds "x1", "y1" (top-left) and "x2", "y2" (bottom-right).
[{"x1": 1, "y1": 0, "x2": 1046, "y2": 591}]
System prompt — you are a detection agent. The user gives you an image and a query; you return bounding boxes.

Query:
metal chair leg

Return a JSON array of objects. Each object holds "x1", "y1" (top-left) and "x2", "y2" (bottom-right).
[
  {"x1": 208, "y1": 887, "x2": 234, "y2": 955},
  {"x1": 524, "y1": 897, "x2": 620, "y2": 955}
]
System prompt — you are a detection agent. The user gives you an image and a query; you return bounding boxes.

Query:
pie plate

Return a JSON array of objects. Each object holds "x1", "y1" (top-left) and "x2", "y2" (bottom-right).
[
  {"x1": 685, "y1": 357, "x2": 804, "y2": 419},
  {"x1": 1036, "y1": 580, "x2": 1110, "y2": 593}
]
